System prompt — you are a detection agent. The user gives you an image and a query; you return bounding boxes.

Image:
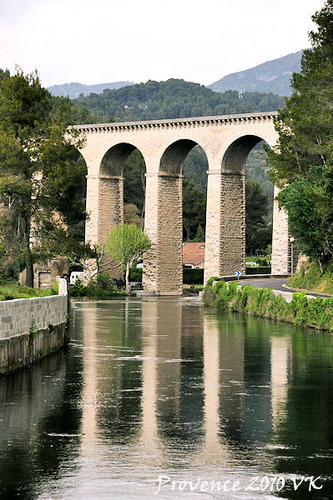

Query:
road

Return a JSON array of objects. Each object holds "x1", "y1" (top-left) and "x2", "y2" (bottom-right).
[{"x1": 235, "y1": 278, "x2": 331, "y2": 298}]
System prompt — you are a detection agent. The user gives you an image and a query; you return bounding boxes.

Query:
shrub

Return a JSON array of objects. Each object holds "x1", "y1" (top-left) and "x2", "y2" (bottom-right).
[
  {"x1": 84, "y1": 273, "x2": 127, "y2": 298},
  {"x1": 96, "y1": 273, "x2": 114, "y2": 289},
  {"x1": 70, "y1": 276, "x2": 85, "y2": 297}
]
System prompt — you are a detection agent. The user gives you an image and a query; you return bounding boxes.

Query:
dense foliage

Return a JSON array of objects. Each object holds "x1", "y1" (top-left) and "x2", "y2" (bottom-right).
[
  {"x1": 0, "y1": 282, "x2": 58, "y2": 301},
  {"x1": 245, "y1": 179, "x2": 272, "y2": 254},
  {"x1": 0, "y1": 69, "x2": 90, "y2": 285},
  {"x1": 288, "y1": 259, "x2": 333, "y2": 295},
  {"x1": 204, "y1": 279, "x2": 333, "y2": 332},
  {"x1": 267, "y1": 0, "x2": 333, "y2": 270},
  {"x1": 72, "y1": 78, "x2": 284, "y2": 123}
]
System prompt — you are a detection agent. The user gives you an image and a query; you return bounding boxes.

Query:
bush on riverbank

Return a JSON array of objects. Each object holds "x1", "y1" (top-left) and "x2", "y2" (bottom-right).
[{"x1": 203, "y1": 278, "x2": 333, "y2": 332}]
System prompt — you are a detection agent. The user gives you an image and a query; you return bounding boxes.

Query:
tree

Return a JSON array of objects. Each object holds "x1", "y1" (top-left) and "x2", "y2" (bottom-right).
[
  {"x1": 245, "y1": 179, "x2": 271, "y2": 254},
  {"x1": 105, "y1": 223, "x2": 151, "y2": 293},
  {"x1": 124, "y1": 203, "x2": 143, "y2": 228},
  {"x1": 123, "y1": 149, "x2": 146, "y2": 216},
  {"x1": 0, "y1": 68, "x2": 87, "y2": 286},
  {"x1": 266, "y1": 0, "x2": 333, "y2": 269},
  {"x1": 193, "y1": 224, "x2": 205, "y2": 242},
  {"x1": 182, "y1": 178, "x2": 206, "y2": 240}
]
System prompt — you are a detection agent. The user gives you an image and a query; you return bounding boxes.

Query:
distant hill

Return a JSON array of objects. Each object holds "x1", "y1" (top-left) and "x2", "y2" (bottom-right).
[
  {"x1": 208, "y1": 51, "x2": 303, "y2": 97},
  {"x1": 48, "y1": 50, "x2": 302, "y2": 101},
  {"x1": 72, "y1": 78, "x2": 284, "y2": 123},
  {"x1": 48, "y1": 81, "x2": 134, "y2": 99}
]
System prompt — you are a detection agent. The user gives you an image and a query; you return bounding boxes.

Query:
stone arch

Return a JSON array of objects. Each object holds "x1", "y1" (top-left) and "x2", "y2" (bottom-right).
[
  {"x1": 159, "y1": 139, "x2": 199, "y2": 175},
  {"x1": 147, "y1": 139, "x2": 208, "y2": 295},
  {"x1": 84, "y1": 141, "x2": 147, "y2": 271},
  {"x1": 100, "y1": 142, "x2": 138, "y2": 176},
  {"x1": 222, "y1": 135, "x2": 265, "y2": 174},
  {"x1": 94, "y1": 142, "x2": 147, "y2": 246},
  {"x1": 204, "y1": 134, "x2": 271, "y2": 283}
]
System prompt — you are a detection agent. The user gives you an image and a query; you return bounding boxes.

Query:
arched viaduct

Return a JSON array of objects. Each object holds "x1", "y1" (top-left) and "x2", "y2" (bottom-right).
[{"x1": 73, "y1": 111, "x2": 289, "y2": 295}]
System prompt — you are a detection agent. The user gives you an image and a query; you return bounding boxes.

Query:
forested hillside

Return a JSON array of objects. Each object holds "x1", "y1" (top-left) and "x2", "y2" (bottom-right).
[{"x1": 72, "y1": 78, "x2": 284, "y2": 123}]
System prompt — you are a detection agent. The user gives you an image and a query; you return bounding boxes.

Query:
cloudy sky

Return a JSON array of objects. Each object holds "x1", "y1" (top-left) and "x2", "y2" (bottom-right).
[{"x1": 0, "y1": 0, "x2": 326, "y2": 88}]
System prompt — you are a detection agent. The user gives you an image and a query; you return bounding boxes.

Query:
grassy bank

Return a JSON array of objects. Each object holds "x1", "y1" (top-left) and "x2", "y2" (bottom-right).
[
  {"x1": 0, "y1": 283, "x2": 59, "y2": 301},
  {"x1": 288, "y1": 260, "x2": 333, "y2": 295},
  {"x1": 203, "y1": 277, "x2": 333, "y2": 332}
]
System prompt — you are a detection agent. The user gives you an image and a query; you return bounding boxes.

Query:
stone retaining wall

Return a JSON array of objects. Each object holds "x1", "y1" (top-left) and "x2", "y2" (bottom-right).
[{"x1": 0, "y1": 295, "x2": 68, "y2": 375}]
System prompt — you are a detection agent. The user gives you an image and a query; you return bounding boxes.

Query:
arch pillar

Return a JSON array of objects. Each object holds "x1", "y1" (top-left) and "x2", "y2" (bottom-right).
[
  {"x1": 271, "y1": 186, "x2": 290, "y2": 274},
  {"x1": 84, "y1": 172, "x2": 123, "y2": 282},
  {"x1": 143, "y1": 172, "x2": 183, "y2": 295},
  {"x1": 85, "y1": 174, "x2": 123, "y2": 246},
  {"x1": 204, "y1": 170, "x2": 245, "y2": 284}
]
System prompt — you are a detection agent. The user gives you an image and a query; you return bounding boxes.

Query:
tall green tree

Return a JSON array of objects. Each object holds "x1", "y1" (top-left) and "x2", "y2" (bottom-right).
[
  {"x1": 0, "y1": 68, "x2": 88, "y2": 286},
  {"x1": 266, "y1": 0, "x2": 333, "y2": 269}
]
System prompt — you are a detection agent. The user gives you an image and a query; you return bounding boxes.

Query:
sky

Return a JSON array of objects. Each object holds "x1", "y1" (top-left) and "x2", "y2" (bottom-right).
[{"x1": 0, "y1": 0, "x2": 326, "y2": 88}]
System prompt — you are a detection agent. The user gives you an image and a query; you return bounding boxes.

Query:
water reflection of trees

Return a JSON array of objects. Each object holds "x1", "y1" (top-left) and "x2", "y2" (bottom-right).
[{"x1": 0, "y1": 342, "x2": 83, "y2": 498}]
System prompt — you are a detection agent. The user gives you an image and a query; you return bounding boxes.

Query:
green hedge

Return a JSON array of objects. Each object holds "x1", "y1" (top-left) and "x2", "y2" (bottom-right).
[
  {"x1": 183, "y1": 268, "x2": 204, "y2": 284},
  {"x1": 128, "y1": 267, "x2": 204, "y2": 284},
  {"x1": 246, "y1": 266, "x2": 271, "y2": 275},
  {"x1": 203, "y1": 278, "x2": 333, "y2": 332}
]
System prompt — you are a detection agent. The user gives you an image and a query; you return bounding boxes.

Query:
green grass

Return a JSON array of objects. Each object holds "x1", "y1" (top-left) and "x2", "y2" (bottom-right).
[
  {"x1": 288, "y1": 261, "x2": 333, "y2": 295},
  {"x1": 0, "y1": 283, "x2": 59, "y2": 301}
]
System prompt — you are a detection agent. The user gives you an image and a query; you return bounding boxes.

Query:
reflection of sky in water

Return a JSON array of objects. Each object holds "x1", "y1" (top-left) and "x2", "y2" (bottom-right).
[{"x1": 0, "y1": 297, "x2": 332, "y2": 499}]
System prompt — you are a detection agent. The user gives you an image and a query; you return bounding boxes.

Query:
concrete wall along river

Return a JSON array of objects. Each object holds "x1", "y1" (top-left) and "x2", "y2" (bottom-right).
[{"x1": 0, "y1": 281, "x2": 68, "y2": 375}]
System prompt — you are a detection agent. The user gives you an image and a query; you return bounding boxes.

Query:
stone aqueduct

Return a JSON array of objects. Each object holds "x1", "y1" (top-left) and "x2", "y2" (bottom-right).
[{"x1": 74, "y1": 111, "x2": 289, "y2": 295}]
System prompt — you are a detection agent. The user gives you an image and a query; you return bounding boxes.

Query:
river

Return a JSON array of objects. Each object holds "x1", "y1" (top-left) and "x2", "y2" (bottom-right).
[{"x1": 0, "y1": 297, "x2": 332, "y2": 499}]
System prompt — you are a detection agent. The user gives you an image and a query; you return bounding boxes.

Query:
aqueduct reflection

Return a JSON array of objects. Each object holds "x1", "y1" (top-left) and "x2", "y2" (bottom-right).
[{"x1": 75, "y1": 299, "x2": 291, "y2": 470}]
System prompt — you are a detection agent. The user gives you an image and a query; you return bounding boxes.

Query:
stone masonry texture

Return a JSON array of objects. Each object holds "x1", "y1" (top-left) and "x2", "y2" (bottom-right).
[{"x1": 0, "y1": 295, "x2": 67, "y2": 340}]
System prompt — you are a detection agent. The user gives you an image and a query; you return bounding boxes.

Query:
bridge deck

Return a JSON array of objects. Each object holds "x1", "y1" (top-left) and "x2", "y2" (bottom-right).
[{"x1": 72, "y1": 110, "x2": 278, "y2": 132}]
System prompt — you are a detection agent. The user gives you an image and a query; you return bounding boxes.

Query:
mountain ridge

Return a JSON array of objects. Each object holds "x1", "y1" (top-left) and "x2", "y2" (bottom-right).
[
  {"x1": 48, "y1": 50, "x2": 304, "y2": 99},
  {"x1": 48, "y1": 80, "x2": 134, "y2": 99},
  {"x1": 208, "y1": 51, "x2": 303, "y2": 96}
]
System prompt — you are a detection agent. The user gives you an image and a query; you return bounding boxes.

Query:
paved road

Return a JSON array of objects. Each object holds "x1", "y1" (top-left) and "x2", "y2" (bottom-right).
[{"x1": 235, "y1": 278, "x2": 331, "y2": 298}]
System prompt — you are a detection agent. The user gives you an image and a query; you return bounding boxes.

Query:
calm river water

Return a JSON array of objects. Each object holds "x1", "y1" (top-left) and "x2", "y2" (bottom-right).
[{"x1": 0, "y1": 297, "x2": 333, "y2": 500}]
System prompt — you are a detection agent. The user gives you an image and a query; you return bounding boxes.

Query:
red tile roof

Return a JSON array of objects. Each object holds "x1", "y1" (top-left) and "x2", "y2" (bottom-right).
[{"x1": 183, "y1": 242, "x2": 205, "y2": 266}]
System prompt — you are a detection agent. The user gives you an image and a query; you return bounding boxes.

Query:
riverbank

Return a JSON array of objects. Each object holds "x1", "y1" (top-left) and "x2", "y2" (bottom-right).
[
  {"x1": 203, "y1": 277, "x2": 333, "y2": 332},
  {"x1": 0, "y1": 284, "x2": 68, "y2": 375}
]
